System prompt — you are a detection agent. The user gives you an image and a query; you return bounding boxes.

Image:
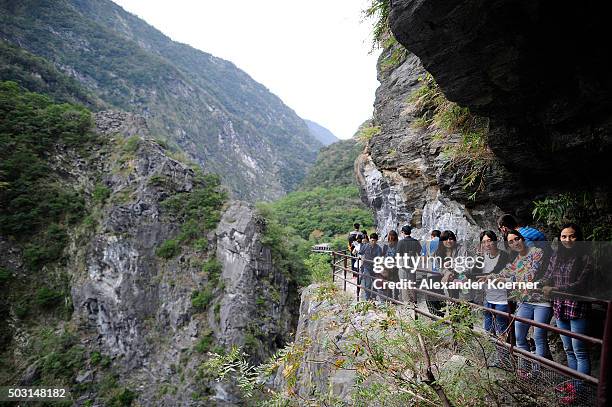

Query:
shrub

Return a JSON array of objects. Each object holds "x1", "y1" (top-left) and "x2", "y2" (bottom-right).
[
  {"x1": 108, "y1": 388, "x2": 137, "y2": 407},
  {"x1": 191, "y1": 287, "x2": 214, "y2": 310},
  {"x1": 148, "y1": 174, "x2": 167, "y2": 187},
  {"x1": 0, "y1": 83, "x2": 90, "y2": 277},
  {"x1": 193, "y1": 238, "x2": 208, "y2": 251},
  {"x1": 409, "y1": 74, "x2": 493, "y2": 200},
  {"x1": 363, "y1": 0, "x2": 391, "y2": 49},
  {"x1": 159, "y1": 173, "x2": 227, "y2": 250},
  {"x1": 202, "y1": 259, "x2": 222, "y2": 285},
  {"x1": 532, "y1": 192, "x2": 612, "y2": 240},
  {"x1": 156, "y1": 239, "x2": 180, "y2": 259},
  {"x1": 34, "y1": 287, "x2": 64, "y2": 308},
  {"x1": 304, "y1": 253, "x2": 332, "y2": 284},
  {"x1": 356, "y1": 125, "x2": 381, "y2": 143},
  {"x1": 90, "y1": 351, "x2": 102, "y2": 365},
  {"x1": 34, "y1": 329, "x2": 84, "y2": 381},
  {"x1": 122, "y1": 136, "x2": 140, "y2": 153},
  {"x1": 14, "y1": 302, "x2": 29, "y2": 318},
  {"x1": 195, "y1": 330, "x2": 214, "y2": 353},
  {"x1": 92, "y1": 183, "x2": 111, "y2": 204},
  {"x1": 0, "y1": 267, "x2": 10, "y2": 283}
]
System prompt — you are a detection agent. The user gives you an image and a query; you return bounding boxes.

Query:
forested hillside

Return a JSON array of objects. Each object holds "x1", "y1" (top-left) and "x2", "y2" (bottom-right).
[
  {"x1": 0, "y1": 0, "x2": 322, "y2": 201},
  {"x1": 262, "y1": 137, "x2": 373, "y2": 244}
]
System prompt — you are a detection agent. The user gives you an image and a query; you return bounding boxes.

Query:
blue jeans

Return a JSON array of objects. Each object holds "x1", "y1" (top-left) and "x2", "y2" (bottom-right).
[
  {"x1": 515, "y1": 303, "x2": 553, "y2": 358},
  {"x1": 362, "y1": 268, "x2": 375, "y2": 301},
  {"x1": 483, "y1": 302, "x2": 509, "y2": 335},
  {"x1": 556, "y1": 318, "x2": 590, "y2": 375}
]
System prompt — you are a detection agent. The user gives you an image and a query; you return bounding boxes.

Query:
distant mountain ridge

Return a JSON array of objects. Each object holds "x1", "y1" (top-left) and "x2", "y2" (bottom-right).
[
  {"x1": 304, "y1": 119, "x2": 339, "y2": 146},
  {"x1": 0, "y1": 0, "x2": 323, "y2": 201}
]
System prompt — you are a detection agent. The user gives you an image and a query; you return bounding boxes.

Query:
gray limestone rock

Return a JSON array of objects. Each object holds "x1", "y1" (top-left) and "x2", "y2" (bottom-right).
[
  {"x1": 388, "y1": 0, "x2": 611, "y2": 193},
  {"x1": 356, "y1": 52, "x2": 503, "y2": 242}
]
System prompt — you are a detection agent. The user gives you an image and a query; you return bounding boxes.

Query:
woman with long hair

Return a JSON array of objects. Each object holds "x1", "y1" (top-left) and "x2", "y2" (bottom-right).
[
  {"x1": 425, "y1": 230, "x2": 463, "y2": 315},
  {"x1": 542, "y1": 223, "x2": 593, "y2": 375},
  {"x1": 472, "y1": 231, "x2": 511, "y2": 335},
  {"x1": 485, "y1": 230, "x2": 549, "y2": 366}
]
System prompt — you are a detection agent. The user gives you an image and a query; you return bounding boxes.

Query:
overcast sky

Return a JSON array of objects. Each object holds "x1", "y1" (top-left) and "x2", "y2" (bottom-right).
[{"x1": 111, "y1": 0, "x2": 381, "y2": 140}]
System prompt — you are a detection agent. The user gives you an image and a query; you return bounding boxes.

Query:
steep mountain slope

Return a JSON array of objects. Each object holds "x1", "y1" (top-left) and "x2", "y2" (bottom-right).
[
  {"x1": 0, "y1": 83, "x2": 300, "y2": 405},
  {"x1": 0, "y1": 40, "x2": 105, "y2": 110},
  {"x1": 0, "y1": 0, "x2": 322, "y2": 201},
  {"x1": 300, "y1": 138, "x2": 363, "y2": 190},
  {"x1": 265, "y1": 137, "x2": 373, "y2": 241},
  {"x1": 304, "y1": 119, "x2": 339, "y2": 146}
]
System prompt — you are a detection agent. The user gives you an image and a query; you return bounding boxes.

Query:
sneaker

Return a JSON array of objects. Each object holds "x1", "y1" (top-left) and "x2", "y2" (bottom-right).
[
  {"x1": 555, "y1": 381, "x2": 577, "y2": 405},
  {"x1": 517, "y1": 368, "x2": 532, "y2": 380}
]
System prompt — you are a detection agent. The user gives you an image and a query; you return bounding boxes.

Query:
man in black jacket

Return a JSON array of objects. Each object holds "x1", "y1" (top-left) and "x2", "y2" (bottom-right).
[{"x1": 396, "y1": 225, "x2": 422, "y2": 302}]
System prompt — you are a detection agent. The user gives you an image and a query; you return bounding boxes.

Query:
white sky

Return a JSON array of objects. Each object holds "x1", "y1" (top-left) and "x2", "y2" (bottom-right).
[{"x1": 111, "y1": 0, "x2": 381, "y2": 140}]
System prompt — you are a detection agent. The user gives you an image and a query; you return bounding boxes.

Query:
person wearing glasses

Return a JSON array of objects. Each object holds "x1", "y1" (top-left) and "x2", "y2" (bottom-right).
[
  {"x1": 482, "y1": 230, "x2": 550, "y2": 372},
  {"x1": 425, "y1": 230, "x2": 464, "y2": 315}
]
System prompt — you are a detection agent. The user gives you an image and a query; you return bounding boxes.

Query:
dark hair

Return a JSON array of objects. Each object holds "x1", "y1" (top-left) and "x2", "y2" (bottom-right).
[
  {"x1": 479, "y1": 230, "x2": 498, "y2": 242},
  {"x1": 435, "y1": 230, "x2": 458, "y2": 257},
  {"x1": 370, "y1": 233, "x2": 379, "y2": 240},
  {"x1": 497, "y1": 214, "x2": 518, "y2": 229},
  {"x1": 401, "y1": 225, "x2": 412, "y2": 235},
  {"x1": 354, "y1": 223, "x2": 360, "y2": 230},
  {"x1": 439, "y1": 230, "x2": 457, "y2": 241},
  {"x1": 431, "y1": 230, "x2": 441, "y2": 238},
  {"x1": 559, "y1": 222, "x2": 583, "y2": 241},
  {"x1": 349, "y1": 235, "x2": 356, "y2": 244},
  {"x1": 506, "y1": 229, "x2": 524, "y2": 241},
  {"x1": 388, "y1": 230, "x2": 398, "y2": 242}
]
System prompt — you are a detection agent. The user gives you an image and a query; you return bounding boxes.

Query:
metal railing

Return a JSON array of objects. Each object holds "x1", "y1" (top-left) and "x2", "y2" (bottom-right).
[{"x1": 320, "y1": 249, "x2": 611, "y2": 406}]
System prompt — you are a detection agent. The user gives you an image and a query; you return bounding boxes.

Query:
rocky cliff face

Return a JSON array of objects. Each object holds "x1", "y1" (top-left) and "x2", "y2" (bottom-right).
[
  {"x1": 388, "y1": 0, "x2": 611, "y2": 197},
  {"x1": 357, "y1": 2, "x2": 611, "y2": 237},
  {"x1": 356, "y1": 49, "x2": 502, "y2": 241},
  {"x1": 2, "y1": 111, "x2": 298, "y2": 405},
  {"x1": 215, "y1": 202, "x2": 299, "y2": 363}
]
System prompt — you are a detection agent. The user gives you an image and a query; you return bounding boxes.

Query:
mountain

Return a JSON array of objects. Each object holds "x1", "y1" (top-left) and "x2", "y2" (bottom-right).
[
  {"x1": 263, "y1": 137, "x2": 373, "y2": 241},
  {"x1": 0, "y1": 0, "x2": 323, "y2": 201},
  {"x1": 300, "y1": 138, "x2": 363, "y2": 190},
  {"x1": 0, "y1": 82, "x2": 301, "y2": 404},
  {"x1": 304, "y1": 119, "x2": 339, "y2": 146}
]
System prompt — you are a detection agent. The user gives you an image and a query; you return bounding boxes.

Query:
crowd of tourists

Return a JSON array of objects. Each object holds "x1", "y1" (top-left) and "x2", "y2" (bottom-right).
[{"x1": 346, "y1": 214, "x2": 595, "y2": 385}]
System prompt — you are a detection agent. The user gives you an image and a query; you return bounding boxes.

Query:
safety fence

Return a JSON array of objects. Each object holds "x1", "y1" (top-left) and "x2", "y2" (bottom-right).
[{"x1": 314, "y1": 249, "x2": 612, "y2": 407}]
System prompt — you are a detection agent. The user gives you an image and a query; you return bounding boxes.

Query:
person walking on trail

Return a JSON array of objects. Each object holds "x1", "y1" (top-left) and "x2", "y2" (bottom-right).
[
  {"x1": 348, "y1": 223, "x2": 361, "y2": 244},
  {"x1": 348, "y1": 223, "x2": 361, "y2": 277},
  {"x1": 382, "y1": 230, "x2": 400, "y2": 301},
  {"x1": 396, "y1": 225, "x2": 422, "y2": 302},
  {"x1": 359, "y1": 232, "x2": 383, "y2": 301},
  {"x1": 351, "y1": 233, "x2": 363, "y2": 278},
  {"x1": 421, "y1": 229, "x2": 441, "y2": 259}
]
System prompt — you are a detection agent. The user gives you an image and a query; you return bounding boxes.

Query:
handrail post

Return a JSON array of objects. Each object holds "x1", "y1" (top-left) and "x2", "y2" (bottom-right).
[
  {"x1": 343, "y1": 255, "x2": 347, "y2": 292},
  {"x1": 331, "y1": 252, "x2": 335, "y2": 283},
  {"x1": 356, "y1": 256, "x2": 361, "y2": 301},
  {"x1": 598, "y1": 301, "x2": 612, "y2": 407}
]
